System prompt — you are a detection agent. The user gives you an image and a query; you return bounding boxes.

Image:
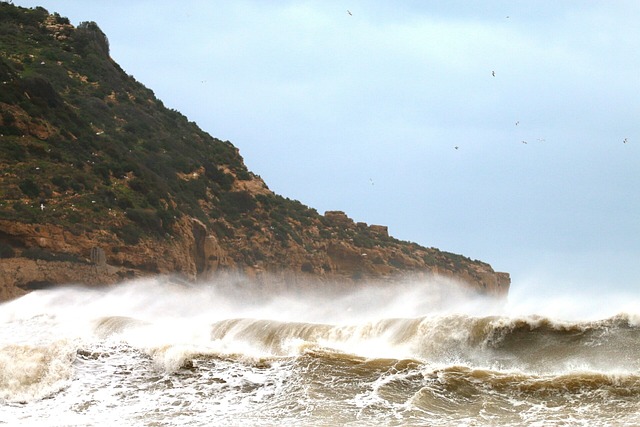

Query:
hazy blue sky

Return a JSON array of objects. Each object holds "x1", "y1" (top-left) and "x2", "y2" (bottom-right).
[{"x1": 12, "y1": 1, "x2": 640, "y2": 296}]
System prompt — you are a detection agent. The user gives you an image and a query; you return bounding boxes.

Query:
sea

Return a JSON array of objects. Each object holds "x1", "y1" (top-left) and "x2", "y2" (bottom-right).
[{"x1": 0, "y1": 275, "x2": 638, "y2": 426}]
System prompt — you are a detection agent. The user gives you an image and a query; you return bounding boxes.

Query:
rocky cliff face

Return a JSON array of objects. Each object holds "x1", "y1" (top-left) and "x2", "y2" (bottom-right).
[
  {"x1": 0, "y1": 4, "x2": 509, "y2": 301},
  {"x1": 0, "y1": 206, "x2": 510, "y2": 301}
]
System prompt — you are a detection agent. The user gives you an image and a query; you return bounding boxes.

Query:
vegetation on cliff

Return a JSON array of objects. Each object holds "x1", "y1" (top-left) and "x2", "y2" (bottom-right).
[{"x1": 0, "y1": 4, "x2": 509, "y2": 297}]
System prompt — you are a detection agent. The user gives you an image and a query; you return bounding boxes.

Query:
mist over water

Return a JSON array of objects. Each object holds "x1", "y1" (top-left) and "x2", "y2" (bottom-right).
[{"x1": 1, "y1": 275, "x2": 639, "y2": 426}]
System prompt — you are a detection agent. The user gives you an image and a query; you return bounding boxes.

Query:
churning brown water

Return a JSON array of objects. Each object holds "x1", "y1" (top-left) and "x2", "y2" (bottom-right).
[{"x1": 1, "y1": 277, "x2": 638, "y2": 426}]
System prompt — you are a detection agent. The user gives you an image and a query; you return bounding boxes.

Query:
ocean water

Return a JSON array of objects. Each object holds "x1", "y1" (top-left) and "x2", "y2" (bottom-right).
[{"x1": 0, "y1": 276, "x2": 638, "y2": 426}]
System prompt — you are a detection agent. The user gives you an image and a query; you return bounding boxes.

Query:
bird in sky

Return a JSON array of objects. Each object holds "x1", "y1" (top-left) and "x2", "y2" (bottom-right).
[
  {"x1": 492, "y1": 71, "x2": 495, "y2": 77},
  {"x1": 521, "y1": 140, "x2": 528, "y2": 144},
  {"x1": 454, "y1": 146, "x2": 459, "y2": 150},
  {"x1": 623, "y1": 138, "x2": 628, "y2": 144},
  {"x1": 515, "y1": 121, "x2": 519, "y2": 126},
  {"x1": 347, "y1": 10, "x2": 352, "y2": 16}
]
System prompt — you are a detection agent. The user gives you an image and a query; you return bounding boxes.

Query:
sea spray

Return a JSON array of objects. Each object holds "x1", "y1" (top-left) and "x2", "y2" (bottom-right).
[
  {"x1": 0, "y1": 341, "x2": 76, "y2": 403},
  {"x1": 0, "y1": 275, "x2": 639, "y2": 426}
]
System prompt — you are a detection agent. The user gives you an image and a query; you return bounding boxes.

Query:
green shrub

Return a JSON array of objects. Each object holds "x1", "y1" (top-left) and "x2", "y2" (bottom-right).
[
  {"x1": 21, "y1": 76, "x2": 61, "y2": 108},
  {"x1": 19, "y1": 178, "x2": 40, "y2": 198},
  {"x1": 74, "y1": 21, "x2": 110, "y2": 57},
  {"x1": 180, "y1": 177, "x2": 207, "y2": 201},
  {"x1": 219, "y1": 191, "x2": 256, "y2": 216},
  {"x1": 211, "y1": 221, "x2": 233, "y2": 239},
  {"x1": 156, "y1": 208, "x2": 177, "y2": 233},
  {"x1": 93, "y1": 163, "x2": 111, "y2": 183},
  {"x1": 389, "y1": 258, "x2": 404, "y2": 269},
  {"x1": 116, "y1": 223, "x2": 142, "y2": 245},
  {"x1": 0, "y1": 110, "x2": 21, "y2": 136},
  {"x1": 51, "y1": 175, "x2": 69, "y2": 191},
  {"x1": 353, "y1": 234, "x2": 375, "y2": 249},
  {"x1": 235, "y1": 168, "x2": 252, "y2": 180},
  {"x1": 0, "y1": 242, "x2": 15, "y2": 258},
  {"x1": 67, "y1": 211, "x2": 82, "y2": 224},
  {"x1": 0, "y1": 140, "x2": 27, "y2": 161},
  {"x1": 51, "y1": 12, "x2": 70, "y2": 26},
  {"x1": 203, "y1": 161, "x2": 233, "y2": 191},
  {"x1": 116, "y1": 196, "x2": 134, "y2": 210},
  {"x1": 125, "y1": 208, "x2": 161, "y2": 233}
]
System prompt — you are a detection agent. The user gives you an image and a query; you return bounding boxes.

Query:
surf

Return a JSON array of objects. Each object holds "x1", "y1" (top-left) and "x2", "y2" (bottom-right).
[{"x1": 1, "y1": 275, "x2": 639, "y2": 426}]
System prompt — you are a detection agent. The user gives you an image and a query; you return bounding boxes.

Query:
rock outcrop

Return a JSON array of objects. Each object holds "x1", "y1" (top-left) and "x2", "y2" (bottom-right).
[{"x1": 0, "y1": 210, "x2": 510, "y2": 301}]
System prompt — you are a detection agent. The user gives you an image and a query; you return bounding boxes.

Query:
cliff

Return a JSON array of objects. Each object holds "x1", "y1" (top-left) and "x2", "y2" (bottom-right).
[{"x1": 0, "y1": 4, "x2": 509, "y2": 301}]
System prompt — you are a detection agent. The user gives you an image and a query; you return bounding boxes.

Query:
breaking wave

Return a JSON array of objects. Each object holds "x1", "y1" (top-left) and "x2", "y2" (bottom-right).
[{"x1": 0, "y1": 275, "x2": 639, "y2": 426}]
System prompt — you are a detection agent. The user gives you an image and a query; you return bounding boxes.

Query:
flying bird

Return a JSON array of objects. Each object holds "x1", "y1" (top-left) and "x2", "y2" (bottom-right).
[
  {"x1": 623, "y1": 138, "x2": 628, "y2": 144},
  {"x1": 521, "y1": 140, "x2": 528, "y2": 144},
  {"x1": 347, "y1": 10, "x2": 352, "y2": 16},
  {"x1": 515, "y1": 121, "x2": 519, "y2": 126},
  {"x1": 492, "y1": 71, "x2": 495, "y2": 77},
  {"x1": 454, "y1": 146, "x2": 459, "y2": 150}
]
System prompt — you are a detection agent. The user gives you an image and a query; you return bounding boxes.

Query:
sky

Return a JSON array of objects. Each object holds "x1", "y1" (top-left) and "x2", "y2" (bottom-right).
[{"x1": 10, "y1": 0, "x2": 640, "y2": 297}]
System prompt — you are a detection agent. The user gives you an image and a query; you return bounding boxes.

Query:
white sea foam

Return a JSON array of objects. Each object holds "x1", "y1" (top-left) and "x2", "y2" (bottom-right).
[
  {"x1": 0, "y1": 275, "x2": 639, "y2": 426},
  {"x1": 0, "y1": 341, "x2": 76, "y2": 403}
]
